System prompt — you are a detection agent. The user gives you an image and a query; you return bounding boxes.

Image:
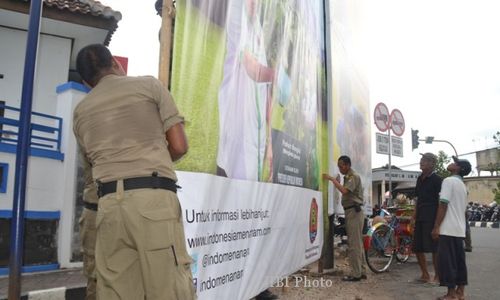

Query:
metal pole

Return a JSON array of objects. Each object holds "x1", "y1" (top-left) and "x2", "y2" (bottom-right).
[
  {"x1": 431, "y1": 139, "x2": 458, "y2": 157},
  {"x1": 380, "y1": 179, "x2": 385, "y2": 207},
  {"x1": 388, "y1": 130, "x2": 393, "y2": 206},
  {"x1": 321, "y1": 0, "x2": 334, "y2": 270},
  {"x1": 158, "y1": 0, "x2": 175, "y2": 87},
  {"x1": 8, "y1": 0, "x2": 43, "y2": 298}
]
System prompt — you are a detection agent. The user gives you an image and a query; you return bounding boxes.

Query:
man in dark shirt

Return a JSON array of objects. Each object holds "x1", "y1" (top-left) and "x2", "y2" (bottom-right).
[{"x1": 412, "y1": 153, "x2": 442, "y2": 283}]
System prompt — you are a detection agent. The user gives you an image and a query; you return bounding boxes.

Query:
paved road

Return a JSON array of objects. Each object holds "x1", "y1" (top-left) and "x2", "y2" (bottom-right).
[
  {"x1": 0, "y1": 227, "x2": 497, "y2": 299},
  {"x1": 369, "y1": 227, "x2": 500, "y2": 300}
]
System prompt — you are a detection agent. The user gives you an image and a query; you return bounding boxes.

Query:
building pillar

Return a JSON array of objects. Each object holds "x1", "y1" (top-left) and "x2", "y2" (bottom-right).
[{"x1": 55, "y1": 82, "x2": 88, "y2": 268}]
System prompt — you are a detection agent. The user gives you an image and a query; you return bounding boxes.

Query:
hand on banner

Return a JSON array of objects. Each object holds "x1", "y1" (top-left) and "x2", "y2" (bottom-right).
[
  {"x1": 322, "y1": 173, "x2": 341, "y2": 183},
  {"x1": 323, "y1": 173, "x2": 345, "y2": 194}
]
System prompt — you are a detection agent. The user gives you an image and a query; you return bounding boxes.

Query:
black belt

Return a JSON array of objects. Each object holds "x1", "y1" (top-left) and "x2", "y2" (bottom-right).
[
  {"x1": 97, "y1": 175, "x2": 178, "y2": 198},
  {"x1": 344, "y1": 204, "x2": 362, "y2": 212},
  {"x1": 83, "y1": 202, "x2": 98, "y2": 211}
]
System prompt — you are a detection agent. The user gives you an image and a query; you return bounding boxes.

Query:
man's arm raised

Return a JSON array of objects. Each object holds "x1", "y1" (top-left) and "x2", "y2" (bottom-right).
[{"x1": 166, "y1": 122, "x2": 188, "y2": 161}]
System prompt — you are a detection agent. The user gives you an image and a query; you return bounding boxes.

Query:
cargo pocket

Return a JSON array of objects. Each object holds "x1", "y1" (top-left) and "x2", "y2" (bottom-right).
[
  {"x1": 140, "y1": 207, "x2": 182, "y2": 297},
  {"x1": 139, "y1": 208, "x2": 177, "y2": 251}
]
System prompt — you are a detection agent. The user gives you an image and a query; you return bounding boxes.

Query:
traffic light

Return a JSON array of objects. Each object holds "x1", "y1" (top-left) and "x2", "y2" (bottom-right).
[{"x1": 411, "y1": 129, "x2": 419, "y2": 150}]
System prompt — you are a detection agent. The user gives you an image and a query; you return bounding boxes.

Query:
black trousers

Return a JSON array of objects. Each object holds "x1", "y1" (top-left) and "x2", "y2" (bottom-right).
[{"x1": 438, "y1": 235, "x2": 468, "y2": 289}]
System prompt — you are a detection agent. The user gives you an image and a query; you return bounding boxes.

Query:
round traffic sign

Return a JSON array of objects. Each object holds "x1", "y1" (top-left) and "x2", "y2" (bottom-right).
[
  {"x1": 374, "y1": 102, "x2": 390, "y2": 132},
  {"x1": 390, "y1": 109, "x2": 405, "y2": 136}
]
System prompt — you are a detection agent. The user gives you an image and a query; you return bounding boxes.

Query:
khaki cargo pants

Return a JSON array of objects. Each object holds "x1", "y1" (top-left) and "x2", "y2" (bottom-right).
[
  {"x1": 95, "y1": 181, "x2": 195, "y2": 300},
  {"x1": 80, "y1": 207, "x2": 97, "y2": 300},
  {"x1": 344, "y1": 207, "x2": 367, "y2": 278}
]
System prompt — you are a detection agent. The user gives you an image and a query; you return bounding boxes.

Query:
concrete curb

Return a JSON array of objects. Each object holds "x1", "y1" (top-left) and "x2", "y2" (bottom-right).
[
  {"x1": 1, "y1": 286, "x2": 85, "y2": 300},
  {"x1": 469, "y1": 221, "x2": 500, "y2": 229}
]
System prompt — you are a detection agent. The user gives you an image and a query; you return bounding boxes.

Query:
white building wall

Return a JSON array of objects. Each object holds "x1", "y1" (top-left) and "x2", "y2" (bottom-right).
[
  {"x1": 0, "y1": 154, "x2": 63, "y2": 211},
  {"x1": 34, "y1": 34, "x2": 72, "y2": 115},
  {"x1": 0, "y1": 27, "x2": 72, "y2": 212},
  {"x1": 0, "y1": 27, "x2": 23, "y2": 104},
  {"x1": 0, "y1": 27, "x2": 71, "y2": 115},
  {"x1": 0, "y1": 25, "x2": 86, "y2": 269},
  {"x1": 0, "y1": 8, "x2": 112, "y2": 273}
]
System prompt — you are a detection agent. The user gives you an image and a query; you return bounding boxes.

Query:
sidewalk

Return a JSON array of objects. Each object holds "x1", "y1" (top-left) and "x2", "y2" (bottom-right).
[
  {"x1": 0, "y1": 268, "x2": 86, "y2": 300},
  {"x1": 1, "y1": 225, "x2": 494, "y2": 300},
  {"x1": 469, "y1": 221, "x2": 500, "y2": 229}
]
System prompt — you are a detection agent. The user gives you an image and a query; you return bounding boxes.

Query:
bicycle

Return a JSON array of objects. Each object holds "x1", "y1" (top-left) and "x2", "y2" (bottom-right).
[{"x1": 363, "y1": 207, "x2": 414, "y2": 273}]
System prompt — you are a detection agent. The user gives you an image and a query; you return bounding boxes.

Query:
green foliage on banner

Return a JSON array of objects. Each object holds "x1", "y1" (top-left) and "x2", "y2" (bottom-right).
[
  {"x1": 171, "y1": 0, "x2": 326, "y2": 190},
  {"x1": 261, "y1": 2, "x2": 324, "y2": 189},
  {"x1": 171, "y1": 1, "x2": 225, "y2": 173}
]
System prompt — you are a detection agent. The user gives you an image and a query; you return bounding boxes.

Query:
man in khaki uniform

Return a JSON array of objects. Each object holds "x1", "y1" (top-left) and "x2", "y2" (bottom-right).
[
  {"x1": 73, "y1": 44, "x2": 195, "y2": 300},
  {"x1": 323, "y1": 155, "x2": 367, "y2": 281}
]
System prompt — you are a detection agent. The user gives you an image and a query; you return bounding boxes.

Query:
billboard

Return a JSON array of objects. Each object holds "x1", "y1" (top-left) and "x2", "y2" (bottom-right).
[
  {"x1": 170, "y1": 0, "x2": 326, "y2": 298},
  {"x1": 328, "y1": 0, "x2": 372, "y2": 214}
]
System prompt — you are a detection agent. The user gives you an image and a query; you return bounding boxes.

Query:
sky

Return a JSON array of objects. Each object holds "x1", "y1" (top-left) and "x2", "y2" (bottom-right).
[
  {"x1": 100, "y1": 0, "x2": 162, "y2": 76},
  {"x1": 100, "y1": 0, "x2": 499, "y2": 173},
  {"x1": 367, "y1": 0, "x2": 500, "y2": 172}
]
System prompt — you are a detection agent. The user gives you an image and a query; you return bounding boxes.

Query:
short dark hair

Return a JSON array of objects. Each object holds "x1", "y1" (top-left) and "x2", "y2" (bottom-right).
[
  {"x1": 452, "y1": 156, "x2": 472, "y2": 177},
  {"x1": 76, "y1": 44, "x2": 113, "y2": 87},
  {"x1": 338, "y1": 155, "x2": 351, "y2": 166}
]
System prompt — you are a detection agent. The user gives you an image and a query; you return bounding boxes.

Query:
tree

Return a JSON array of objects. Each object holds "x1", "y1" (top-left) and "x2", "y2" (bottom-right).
[
  {"x1": 493, "y1": 181, "x2": 500, "y2": 205},
  {"x1": 489, "y1": 130, "x2": 500, "y2": 202},
  {"x1": 435, "y1": 150, "x2": 451, "y2": 178},
  {"x1": 494, "y1": 131, "x2": 500, "y2": 145}
]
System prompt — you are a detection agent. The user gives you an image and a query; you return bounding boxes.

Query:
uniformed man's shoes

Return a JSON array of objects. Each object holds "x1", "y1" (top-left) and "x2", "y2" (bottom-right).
[
  {"x1": 255, "y1": 289, "x2": 278, "y2": 300},
  {"x1": 342, "y1": 275, "x2": 361, "y2": 282}
]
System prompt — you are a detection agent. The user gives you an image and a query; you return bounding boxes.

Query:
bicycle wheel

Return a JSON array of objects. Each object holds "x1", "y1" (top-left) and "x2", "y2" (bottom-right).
[
  {"x1": 395, "y1": 236, "x2": 412, "y2": 263},
  {"x1": 365, "y1": 223, "x2": 394, "y2": 273}
]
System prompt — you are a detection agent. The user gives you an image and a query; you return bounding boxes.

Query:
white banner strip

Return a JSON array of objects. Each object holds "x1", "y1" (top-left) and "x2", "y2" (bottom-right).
[{"x1": 177, "y1": 171, "x2": 323, "y2": 299}]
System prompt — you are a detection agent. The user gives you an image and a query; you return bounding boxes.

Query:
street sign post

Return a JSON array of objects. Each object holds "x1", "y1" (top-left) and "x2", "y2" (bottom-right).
[
  {"x1": 376, "y1": 132, "x2": 389, "y2": 155},
  {"x1": 390, "y1": 109, "x2": 405, "y2": 136},
  {"x1": 375, "y1": 133, "x2": 403, "y2": 157},
  {"x1": 391, "y1": 135, "x2": 403, "y2": 157},
  {"x1": 374, "y1": 102, "x2": 390, "y2": 132},
  {"x1": 374, "y1": 104, "x2": 406, "y2": 206}
]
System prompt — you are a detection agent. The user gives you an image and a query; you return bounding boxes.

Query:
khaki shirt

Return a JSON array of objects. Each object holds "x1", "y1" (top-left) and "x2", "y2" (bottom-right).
[
  {"x1": 73, "y1": 75, "x2": 183, "y2": 183},
  {"x1": 341, "y1": 168, "x2": 363, "y2": 208}
]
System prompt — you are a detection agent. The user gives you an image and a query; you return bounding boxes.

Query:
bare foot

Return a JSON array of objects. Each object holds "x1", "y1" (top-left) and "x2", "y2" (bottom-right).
[
  {"x1": 419, "y1": 274, "x2": 431, "y2": 282},
  {"x1": 413, "y1": 277, "x2": 430, "y2": 283},
  {"x1": 455, "y1": 286, "x2": 465, "y2": 300}
]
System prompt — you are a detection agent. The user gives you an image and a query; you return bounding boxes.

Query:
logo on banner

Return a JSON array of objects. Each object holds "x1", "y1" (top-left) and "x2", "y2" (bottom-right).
[{"x1": 309, "y1": 198, "x2": 318, "y2": 243}]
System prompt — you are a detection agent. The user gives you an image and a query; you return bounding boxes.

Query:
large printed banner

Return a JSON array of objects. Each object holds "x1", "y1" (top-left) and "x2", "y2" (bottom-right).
[
  {"x1": 170, "y1": 0, "x2": 326, "y2": 298},
  {"x1": 328, "y1": 1, "x2": 372, "y2": 215},
  {"x1": 177, "y1": 171, "x2": 322, "y2": 299},
  {"x1": 172, "y1": 0, "x2": 325, "y2": 189}
]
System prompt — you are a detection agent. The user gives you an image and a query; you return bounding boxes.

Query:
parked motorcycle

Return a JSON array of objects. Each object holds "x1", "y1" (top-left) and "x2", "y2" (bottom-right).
[{"x1": 467, "y1": 201, "x2": 500, "y2": 222}]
